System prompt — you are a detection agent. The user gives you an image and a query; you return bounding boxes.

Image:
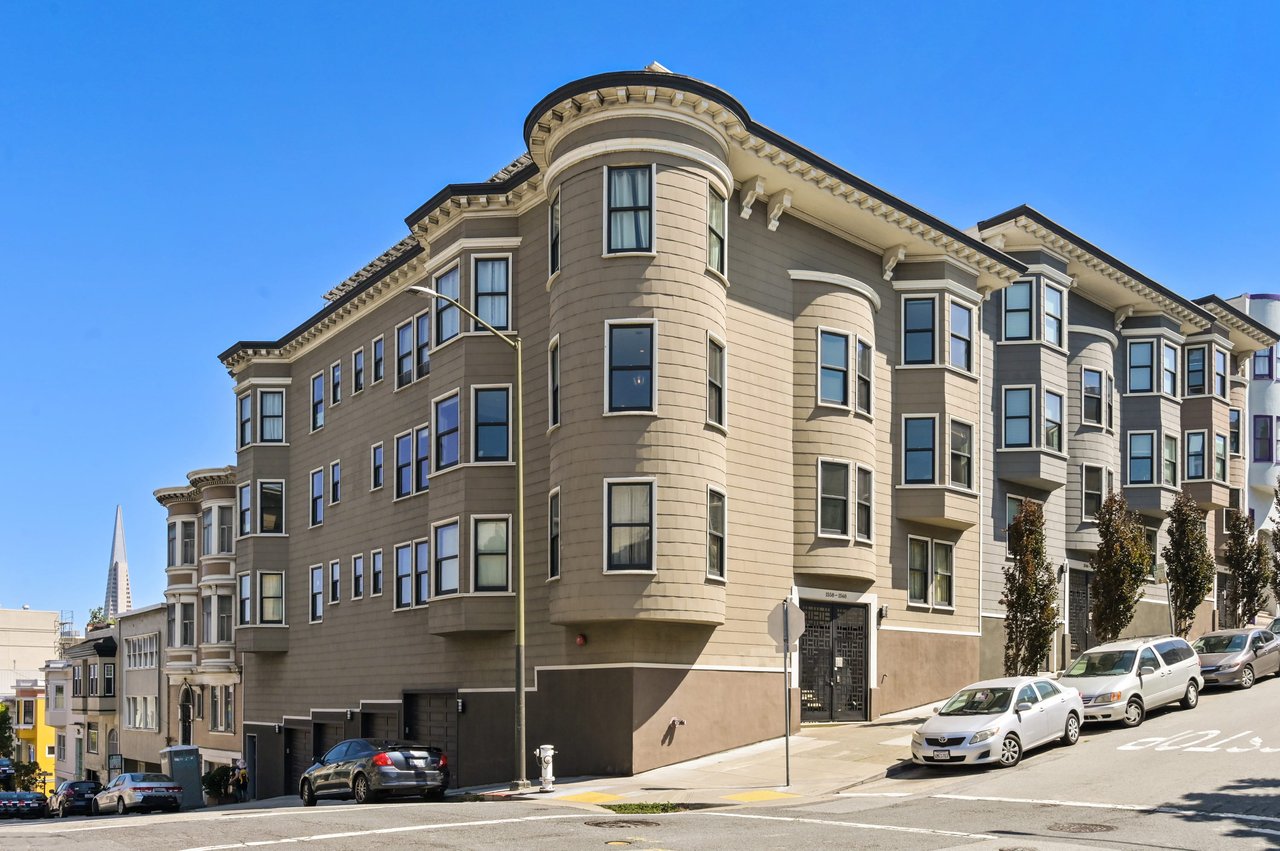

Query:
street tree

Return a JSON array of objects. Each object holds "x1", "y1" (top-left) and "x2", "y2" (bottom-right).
[
  {"x1": 0, "y1": 705, "x2": 12, "y2": 759},
  {"x1": 1162, "y1": 489, "x2": 1215, "y2": 637},
  {"x1": 1002, "y1": 500, "x2": 1059, "y2": 675},
  {"x1": 1090, "y1": 491, "x2": 1151, "y2": 643},
  {"x1": 1224, "y1": 510, "x2": 1273, "y2": 628}
]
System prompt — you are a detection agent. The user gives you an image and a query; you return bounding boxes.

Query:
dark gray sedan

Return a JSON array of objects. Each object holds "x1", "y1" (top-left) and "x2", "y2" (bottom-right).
[
  {"x1": 300, "y1": 739, "x2": 449, "y2": 805},
  {"x1": 1194, "y1": 628, "x2": 1280, "y2": 689}
]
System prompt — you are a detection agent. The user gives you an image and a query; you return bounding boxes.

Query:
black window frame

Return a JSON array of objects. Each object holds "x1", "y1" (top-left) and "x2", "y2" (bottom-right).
[
  {"x1": 309, "y1": 468, "x2": 324, "y2": 526},
  {"x1": 1003, "y1": 280, "x2": 1032, "y2": 341},
  {"x1": 1003, "y1": 387, "x2": 1033, "y2": 449},
  {"x1": 259, "y1": 389, "x2": 284, "y2": 443},
  {"x1": 311, "y1": 372, "x2": 324, "y2": 430},
  {"x1": 330, "y1": 361, "x2": 342, "y2": 405},
  {"x1": 708, "y1": 488, "x2": 727, "y2": 578},
  {"x1": 473, "y1": 517, "x2": 510, "y2": 592},
  {"x1": 607, "y1": 322, "x2": 655, "y2": 413},
  {"x1": 258, "y1": 480, "x2": 284, "y2": 535},
  {"x1": 817, "y1": 459, "x2": 850, "y2": 537},
  {"x1": 1044, "y1": 390, "x2": 1064, "y2": 452},
  {"x1": 394, "y1": 544, "x2": 412, "y2": 610},
  {"x1": 1129, "y1": 340, "x2": 1155, "y2": 394},
  {"x1": 854, "y1": 466, "x2": 873, "y2": 542},
  {"x1": 237, "y1": 394, "x2": 252, "y2": 448},
  {"x1": 855, "y1": 338, "x2": 873, "y2": 414},
  {"x1": 1083, "y1": 464, "x2": 1104, "y2": 519},
  {"x1": 370, "y1": 442, "x2": 384, "y2": 490},
  {"x1": 259, "y1": 572, "x2": 284, "y2": 624},
  {"x1": 818, "y1": 329, "x2": 849, "y2": 407},
  {"x1": 1082, "y1": 368, "x2": 1103, "y2": 425},
  {"x1": 606, "y1": 480, "x2": 654, "y2": 571},
  {"x1": 310, "y1": 566, "x2": 323, "y2": 622},
  {"x1": 548, "y1": 491, "x2": 560, "y2": 580},
  {"x1": 707, "y1": 336, "x2": 726, "y2": 427},
  {"x1": 549, "y1": 190, "x2": 560, "y2": 275},
  {"x1": 395, "y1": 320, "x2": 414, "y2": 389},
  {"x1": 950, "y1": 419, "x2": 973, "y2": 489},
  {"x1": 949, "y1": 301, "x2": 972, "y2": 371},
  {"x1": 415, "y1": 311, "x2": 431, "y2": 380},
  {"x1": 1129, "y1": 432, "x2": 1155, "y2": 484},
  {"x1": 372, "y1": 336, "x2": 385, "y2": 383},
  {"x1": 473, "y1": 387, "x2": 511, "y2": 462},
  {"x1": 1185, "y1": 345, "x2": 1207, "y2": 395},
  {"x1": 394, "y1": 432, "x2": 412, "y2": 499},
  {"x1": 902, "y1": 297, "x2": 936, "y2": 365},
  {"x1": 474, "y1": 256, "x2": 511, "y2": 332},
  {"x1": 415, "y1": 425, "x2": 431, "y2": 491},
  {"x1": 606, "y1": 165, "x2": 654, "y2": 253},
  {"x1": 353, "y1": 348, "x2": 365, "y2": 393},
  {"x1": 904, "y1": 417, "x2": 937, "y2": 485},
  {"x1": 707, "y1": 186, "x2": 726, "y2": 274},
  {"x1": 435, "y1": 394, "x2": 461, "y2": 470},
  {"x1": 434, "y1": 265, "x2": 461, "y2": 345},
  {"x1": 434, "y1": 522, "x2": 460, "y2": 596}
]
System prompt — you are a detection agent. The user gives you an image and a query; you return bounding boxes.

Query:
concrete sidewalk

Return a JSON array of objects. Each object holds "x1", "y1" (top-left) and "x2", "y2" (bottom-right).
[{"x1": 471, "y1": 701, "x2": 939, "y2": 808}]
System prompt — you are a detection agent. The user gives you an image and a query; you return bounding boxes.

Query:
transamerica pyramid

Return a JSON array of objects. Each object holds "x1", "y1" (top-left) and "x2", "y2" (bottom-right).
[{"x1": 104, "y1": 504, "x2": 133, "y2": 619}]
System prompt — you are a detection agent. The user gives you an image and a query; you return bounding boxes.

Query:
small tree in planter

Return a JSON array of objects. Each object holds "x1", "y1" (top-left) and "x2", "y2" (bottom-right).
[
  {"x1": 1224, "y1": 510, "x2": 1273, "y2": 627},
  {"x1": 201, "y1": 765, "x2": 236, "y2": 805},
  {"x1": 1002, "y1": 500, "x2": 1059, "y2": 675},
  {"x1": 1090, "y1": 491, "x2": 1151, "y2": 644},
  {"x1": 1163, "y1": 489, "x2": 1215, "y2": 637}
]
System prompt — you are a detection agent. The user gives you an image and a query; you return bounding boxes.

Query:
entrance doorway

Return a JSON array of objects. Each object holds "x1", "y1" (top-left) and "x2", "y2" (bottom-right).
[
  {"x1": 798, "y1": 601, "x2": 868, "y2": 722},
  {"x1": 1069, "y1": 569, "x2": 1094, "y2": 653}
]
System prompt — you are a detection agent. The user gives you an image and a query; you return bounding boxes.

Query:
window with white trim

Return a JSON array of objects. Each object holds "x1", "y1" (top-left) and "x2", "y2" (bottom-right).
[
  {"x1": 331, "y1": 361, "x2": 342, "y2": 405},
  {"x1": 330, "y1": 461, "x2": 341, "y2": 504},
  {"x1": 950, "y1": 420, "x2": 972, "y2": 489},
  {"x1": 434, "y1": 266, "x2": 461, "y2": 344},
  {"x1": 608, "y1": 323, "x2": 654, "y2": 413},
  {"x1": 1186, "y1": 431, "x2": 1207, "y2": 480},
  {"x1": 1003, "y1": 388, "x2": 1032, "y2": 448},
  {"x1": 329, "y1": 560, "x2": 340, "y2": 604},
  {"x1": 549, "y1": 337, "x2": 560, "y2": 428},
  {"x1": 1044, "y1": 285, "x2": 1064, "y2": 347},
  {"x1": 908, "y1": 537, "x2": 930, "y2": 604},
  {"x1": 549, "y1": 190, "x2": 560, "y2": 275},
  {"x1": 414, "y1": 539, "x2": 430, "y2": 605},
  {"x1": 1185, "y1": 345, "x2": 1206, "y2": 395},
  {"x1": 1163, "y1": 434, "x2": 1178, "y2": 486},
  {"x1": 371, "y1": 550, "x2": 383, "y2": 597},
  {"x1": 475, "y1": 257, "x2": 510, "y2": 330},
  {"x1": 707, "y1": 186, "x2": 726, "y2": 274},
  {"x1": 371, "y1": 442, "x2": 384, "y2": 490},
  {"x1": 606, "y1": 480, "x2": 654, "y2": 570},
  {"x1": 474, "y1": 517, "x2": 510, "y2": 592},
  {"x1": 903, "y1": 297, "x2": 936, "y2": 365},
  {"x1": 238, "y1": 573, "x2": 251, "y2": 625},
  {"x1": 259, "y1": 572, "x2": 284, "y2": 624},
  {"x1": 818, "y1": 459, "x2": 849, "y2": 537},
  {"x1": 311, "y1": 372, "x2": 324, "y2": 430},
  {"x1": 548, "y1": 491, "x2": 560, "y2": 580},
  {"x1": 395, "y1": 320, "x2": 413, "y2": 389},
  {"x1": 1128, "y1": 432, "x2": 1155, "y2": 484},
  {"x1": 181, "y1": 520, "x2": 195, "y2": 564},
  {"x1": 904, "y1": 417, "x2": 936, "y2": 484},
  {"x1": 933, "y1": 542, "x2": 954, "y2": 608},
  {"x1": 707, "y1": 336, "x2": 726, "y2": 427},
  {"x1": 435, "y1": 522, "x2": 460, "y2": 595},
  {"x1": 1083, "y1": 464, "x2": 1104, "y2": 520},
  {"x1": 353, "y1": 554, "x2": 364, "y2": 599},
  {"x1": 474, "y1": 387, "x2": 510, "y2": 461},
  {"x1": 394, "y1": 544, "x2": 412, "y2": 609},
  {"x1": 855, "y1": 338, "x2": 873, "y2": 413},
  {"x1": 372, "y1": 335, "x2": 385, "y2": 383},
  {"x1": 394, "y1": 431, "x2": 412, "y2": 498},
  {"x1": 260, "y1": 390, "x2": 284, "y2": 442},
  {"x1": 238, "y1": 394, "x2": 252, "y2": 448},
  {"x1": 1003, "y1": 280, "x2": 1032, "y2": 340},
  {"x1": 1215, "y1": 433, "x2": 1228, "y2": 481},
  {"x1": 1086, "y1": 367, "x2": 1109, "y2": 425},
  {"x1": 310, "y1": 566, "x2": 323, "y2": 621},
  {"x1": 607, "y1": 165, "x2": 653, "y2": 253},
  {"x1": 1214, "y1": 349, "x2": 1228, "y2": 398},
  {"x1": 708, "y1": 488, "x2": 726, "y2": 577},
  {"x1": 1129, "y1": 341, "x2": 1154, "y2": 393},
  {"x1": 353, "y1": 348, "x2": 365, "y2": 393},
  {"x1": 818, "y1": 329, "x2": 849, "y2": 407},
  {"x1": 415, "y1": 310, "x2": 431, "y2": 380},
  {"x1": 854, "y1": 467, "x2": 873, "y2": 542},
  {"x1": 415, "y1": 425, "x2": 431, "y2": 491},
  {"x1": 1044, "y1": 390, "x2": 1063, "y2": 452},
  {"x1": 435, "y1": 394, "x2": 460, "y2": 470},
  {"x1": 1229, "y1": 408, "x2": 1241, "y2": 456},
  {"x1": 950, "y1": 301, "x2": 972, "y2": 370},
  {"x1": 310, "y1": 468, "x2": 324, "y2": 526}
]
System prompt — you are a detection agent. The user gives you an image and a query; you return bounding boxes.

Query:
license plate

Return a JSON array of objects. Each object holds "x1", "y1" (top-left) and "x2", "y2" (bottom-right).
[
  {"x1": 933, "y1": 749, "x2": 950, "y2": 760},
  {"x1": 410, "y1": 758, "x2": 426, "y2": 767}
]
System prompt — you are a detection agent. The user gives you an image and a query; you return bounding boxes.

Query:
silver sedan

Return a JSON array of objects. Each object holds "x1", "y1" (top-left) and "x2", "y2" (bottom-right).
[
  {"x1": 92, "y1": 773, "x2": 182, "y2": 815},
  {"x1": 912, "y1": 676, "x2": 1084, "y2": 768},
  {"x1": 1194, "y1": 628, "x2": 1280, "y2": 689}
]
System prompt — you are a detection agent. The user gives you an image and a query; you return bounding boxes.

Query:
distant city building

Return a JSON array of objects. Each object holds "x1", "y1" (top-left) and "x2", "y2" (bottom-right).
[
  {"x1": 0, "y1": 607, "x2": 61, "y2": 698},
  {"x1": 103, "y1": 505, "x2": 133, "y2": 620}
]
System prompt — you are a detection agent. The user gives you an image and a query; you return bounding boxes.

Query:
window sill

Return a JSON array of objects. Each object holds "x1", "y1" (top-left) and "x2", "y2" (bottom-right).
[
  {"x1": 602, "y1": 568, "x2": 658, "y2": 575},
  {"x1": 816, "y1": 401, "x2": 853, "y2": 413},
  {"x1": 932, "y1": 605, "x2": 957, "y2": 613},
  {"x1": 469, "y1": 460, "x2": 516, "y2": 467},
  {"x1": 853, "y1": 536, "x2": 873, "y2": 546},
  {"x1": 237, "y1": 442, "x2": 290, "y2": 450},
  {"x1": 997, "y1": 338, "x2": 1036, "y2": 346},
  {"x1": 547, "y1": 423, "x2": 561, "y2": 437},
  {"x1": 603, "y1": 410, "x2": 658, "y2": 418},
  {"x1": 997, "y1": 445, "x2": 1036, "y2": 453},
  {"x1": 905, "y1": 602, "x2": 931, "y2": 611},
  {"x1": 705, "y1": 419, "x2": 728, "y2": 435},
  {"x1": 817, "y1": 533, "x2": 852, "y2": 542},
  {"x1": 546, "y1": 269, "x2": 561, "y2": 291},
  {"x1": 370, "y1": 485, "x2": 384, "y2": 493},
  {"x1": 705, "y1": 266, "x2": 730, "y2": 288},
  {"x1": 706, "y1": 573, "x2": 727, "y2": 584},
  {"x1": 546, "y1": 575, "x2": 561, "y2": 584},
  {"x1": 237, "y1": 533, "x2": 289, "y2": 539},
  {"x1": 602, "y1": 250, "x2": 657, "y2": 259}
]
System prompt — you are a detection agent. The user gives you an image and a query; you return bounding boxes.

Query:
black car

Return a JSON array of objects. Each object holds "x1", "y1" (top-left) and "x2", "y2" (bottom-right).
[
  {"x1": 50, "y1": 780, "x2": 104, "y2": 817},
  {"x1": 0, "y1": 758, "x2": 14, "y2": 792},
  {"x1": 0, "y1": 791, "x2": 49, "y2": 819},
  {"x1": 299, "y1": 739, "x2": 448, "y2": 806}
]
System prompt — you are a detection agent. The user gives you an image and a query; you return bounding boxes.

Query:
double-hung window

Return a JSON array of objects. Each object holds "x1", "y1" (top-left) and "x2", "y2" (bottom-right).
[
  {"x1": 372, "y1": 336, "x2": 385, "y2": 383},
  {"x1": 201, "y1": 508, "x2": 213, "y2": 556},
  {"x1": 475, "y1": 257, "x2": 510, "y2": 330},
  {"x1": 434, "y1": 522, "x2": 459, "y2": 595},
  {"x1": 259, "y1": 572, "x2": 284, "y2": 624},
  {"x1": 548, "y1": 191, "x2": 560, "y2": 275},
  {"x1": 950, "y1": 302, "x2": 972, "y2": 371},
  {"x1": 1083, "y1": 465, "x2": 1104, "y2": 519},
  {"x1": 707, "y1": 489, "x2": 726, "y2": 577},
  {"x1": 1044, "y1": 391, "x2": 1063, "y2": 452},
  {"x1": 1186, "y1": 431, "x2": 1207, "y2": 480},
  {"x1": 394, "y1": 432, "x2": 412, "y2": 498},
  {"x1": 1044, "y1": 285, "x2": 1064, "y2": 347},
  {"x1": 310, "y1": 469, "x2": 324, "y2": 526},
  {"x1": 1162, "y1": 344, "x2": 1178, "y2": 396},
  {"x1": 548, "y1": 491, "x2": 560, "y2": 580},
  {"x1": 904, "y1": 418, "x2": 936, "y2": 484},
  {"x1": 1128, "y1": 433, "x2": 1155, "y2": 484},
  {"x1": 818, "y1": 460, "x2": 849, "y2": 537},
  {"x1": 1185, "y1": 346, "x2": 1206, "y2": 395},
  {"x1": 1163, "y1": 435, "x2": 1178, "y2": 485},
  {"x1": 435, "y1": 395, "x2": 460, "y2": 470},
  {"x1": 414, "y1": 539, "x2": 430, "y2": 605},
  {"x1": 908, "y1": 538, "x2": 930, "y2": 604},
  {"x1": 854, "y1": 467, "x2": 873, "y2": 542},
  {"x1": 855, "y1": 339, "x2": 873, "y2": 414},
  {"x1": 353, "y1": 348, "x2": 365, "y2": 393},
  {"x1": 1255, "y1": 346, "x2": 1273, "y2": 380},
  {"x1": 260, "y1": 390, "x2": 284, "y2": 442},
  {"x1": 1215, "y1": 434, "x2": 1228, "y2": 481},
  {"x1": 707, "y1": 187, "x2": 726, "y2": 274},
  {"x1": 1214, "y1": 350, "x2": 1228, "y2": 398},
  {"x1": 950, "y1": 421, "x2": 973, "y2": 489},
  {"x1": 1106, "y1": 374, "x2": 1115, "y2": 429},
  {"x1": 218, "y1": 506, "x2": 233, "y2": 553},
  {"x1": 1003, "y1": 280, "x2": 1032, "y2": 340},
  {"x1": 181, "y1": 521, "x2": 196, "y2": 564},
  {"x1": 606, "y1": 480, "x2": 653, "y2": 570},
  {"x1": 329, "y1": 560, "x2": 340, "y2": 604},
  {"x1": 309, "y1": 566, "x2": 323, "y2": 622},
  {"x1": 236, "y1": 481, "x2": 250, "y2": 534},
  {"x1": 1082, "y1": 368, "x2": 1103, "y2": 425},
  {"x1": 238, "y1": 394, "x2": 252, "y2": 448},
  {"x1": 330, "y1": 461, "x2": 341, "y2": 504},
  {"x1": 331, "y1": 362, "x2": 342, "y2": 405},
  {"x1": 371, "y1": 550, "x2": 383, "y2": 596},
  {"x1": 607, "y1": 165, "x2": 653, "y2": 253},
  {"x1": 1255, "y1": 415, "x2": 1274, "y2": 463},
  {"x1": 435, "y1": 266, "x2": 460, "y2": 344},
  {"x1": 415, "y1": 426, "x2": 431, "y2": 491},
  {"x1": 395, "y1": 321, "x2": 414, "y2": 389},
  {"x1": 933, "y1": 542, "x2": 954, "y2": 608},
  {"x1": 370, "y1": 442, "x2": 384, "y2": 490},
  {"x1": 1129, "y1": 341, "x2": 1154, "y2": 393},
  {"x1": 352, "y1": 554, "x2": 364, "y2": 599},
  {"x1": 474, "y1": 518, "x2": 510, "y2": 592},
  {"x1": 415, "y1": 311, "x2": 431, "y2": 380},
  {"x1": 818, "y1": 330, "x2": 849, "y2": 407},
  {"x1": 707, "y1": 337, "x2": 726, "y2": 427},
  {"x1": 548, "y1": 338, "x2": 561, "y2": 428},
  {"x1": 311, "y1": 373, "x2": 324, "y2": 430},
  {"x1": 608, "y1": 323, "x2": 654, "y2": 412},
  {"x1": 238, "y1": 573, "x2": 252, "y2": 624},
  {"x1": 1003, "y1": 388, "x2": 1032, "y2": 448},
  {"x1": 167, "y1": 522, "x2": 177, "y2": 567},
  {"x1": 474, "y1": 387, "x2": 510, "y2": 461},
  {"x1": 394, "y1": 544, "x2": 412, "y2": 609},
  {"x1": 258, "y1": 481, "x2": 283, "y2": 534},
  {"x1": 902, "y1": 298, "x2": 935, "y2": 365},
  {"x1": 1229, "y1": 409, "x2": 1241, "y2": 455}
]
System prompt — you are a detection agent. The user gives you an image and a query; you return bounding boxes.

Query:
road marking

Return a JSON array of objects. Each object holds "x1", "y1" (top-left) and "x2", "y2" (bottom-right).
[
  {"x1": 1118, "y1": 728, "x2": 1280, "y2": 753},
  {"x1": 24, "y1": 801, "x2": 432, "y2": 833},
  {"x1": 933, "y1": 794, "x2": 1280, "y2": 827},
  {"x1": 701, "y1": 811, "x2": 997, "y2": 840},
  {"x1": 836, "y1": 792, "x2": 912, "y2": 797},
  {"x1": 180, "y1": 813, "x2": 584, "y2": 850},
  {"x1": 722, "y1": 790, "x2": 797, "y2": 803}
]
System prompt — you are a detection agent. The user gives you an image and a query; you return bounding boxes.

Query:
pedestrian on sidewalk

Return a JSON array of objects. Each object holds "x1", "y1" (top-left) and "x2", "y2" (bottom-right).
[{"x1": 234, "y1": 759, "x2": 249, "y2": 803}]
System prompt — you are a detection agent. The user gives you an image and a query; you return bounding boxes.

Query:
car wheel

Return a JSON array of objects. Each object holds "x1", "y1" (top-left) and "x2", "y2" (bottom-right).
[
  {"x1": 997, "y1": 734, "x2": 1022, "y2": 768},
  {"x1": 1181, "y1": 680, "x2": 1200, "y2": 707},
  {"x1": 1122, "y1": 697, "x2": 1145, "y2": 728},
  {"x1": 300, "y1": 780, "x2": 317, "y2": 807},
  {"x1": 1061, "y1": 713, "x2": 1081, "y2": 746},
  {"x1": 353, "y1": 774, "x2": 375, "y2": 805},
  {"x1": 117, "y1": 799, "x2": 126, "y2": 816},
  {"x1": 1240, "y1": 667, "x2": 1255, "y2": 690}
]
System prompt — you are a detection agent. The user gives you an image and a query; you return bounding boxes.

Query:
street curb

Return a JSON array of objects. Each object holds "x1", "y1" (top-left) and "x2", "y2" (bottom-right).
[{"x1": 836, "y1": 759, "x2": 917, "y2": 793}]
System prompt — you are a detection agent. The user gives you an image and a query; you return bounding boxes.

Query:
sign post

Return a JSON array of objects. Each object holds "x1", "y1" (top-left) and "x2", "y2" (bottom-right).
[{"x1": 768, "y1": 598, "x2": 806, "y2": 787}]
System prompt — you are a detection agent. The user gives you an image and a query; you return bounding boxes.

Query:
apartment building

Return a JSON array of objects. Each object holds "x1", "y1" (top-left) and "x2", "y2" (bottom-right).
[
  {"x1": 1232, "y1": 295, "x2": 1280, "y2": 527},
  {"x1": 62, "y1": 627, "x2": 118, "y2": 782},
  {"x1": 118, "y1": 604, "x2": 167, "y2": 773},
  {"x1": 154, "y1": 467, "x2": 243, "y2": 776},
  {"x1": 0, "y1": 607, "x2": 61, "y2": 698},
  {"x1": 7, "y1": 680, "x2": 54, "y2": 790},
  {"x1": 41, "y1": 660, "x2": 72, "y2": 785},
  {"x1": 217, "y1": 66, "x2": 1275, "y2": 795}
]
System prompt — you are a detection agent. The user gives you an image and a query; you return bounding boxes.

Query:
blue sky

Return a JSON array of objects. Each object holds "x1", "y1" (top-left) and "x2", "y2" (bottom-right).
[{"x1": 1, "y1": 3, "x2": 1276, "y2": 626}]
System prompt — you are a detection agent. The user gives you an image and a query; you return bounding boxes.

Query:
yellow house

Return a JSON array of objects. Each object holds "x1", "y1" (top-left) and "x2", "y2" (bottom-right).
[{"x1": 13, "y1": 680, "x2": 56, "y2": 794}]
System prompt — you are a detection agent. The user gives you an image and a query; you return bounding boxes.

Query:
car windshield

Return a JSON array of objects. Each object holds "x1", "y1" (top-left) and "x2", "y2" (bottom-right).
[
  {"x1": 69, "y1": 782, "x2": 98, "y2": 790},
  {"x1": 938, "y1": 687, "x2": 1012, "y2": 715},
  {"x1": 1066, "y1": 650, "x2": 1137, "y2": 676},
  {"x1": 1193, "y1": 634, "x2": 1247, "y2": 654}
]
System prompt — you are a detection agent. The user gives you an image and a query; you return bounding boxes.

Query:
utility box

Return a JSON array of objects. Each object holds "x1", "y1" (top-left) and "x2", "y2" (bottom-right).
[{"x1": 160, "y1": 745, "x2": 204, "y2": 809}]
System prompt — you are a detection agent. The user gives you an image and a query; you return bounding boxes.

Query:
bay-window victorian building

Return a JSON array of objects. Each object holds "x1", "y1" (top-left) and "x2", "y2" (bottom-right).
[
  {"x1": 154, "y1": 466, "x2": 242, "y2": 775},
  {"x1": 211, "y1": 65, "x2": 1276, "y2": 795}
]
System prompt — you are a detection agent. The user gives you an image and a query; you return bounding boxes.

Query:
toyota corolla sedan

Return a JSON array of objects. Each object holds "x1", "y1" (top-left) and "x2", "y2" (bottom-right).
[
  {"x1": 92, "y1": 773, "x2": 183, "y2": 815},
  {"x1": 1194, "y1": 628, "x2": 1280, "y2": 689},
  {"x1": 300, "y1": 739, "x2": 449, "y2": 806},
  {"x1": 912, "y1": 676, "x2": 1083, "y2": 768}
]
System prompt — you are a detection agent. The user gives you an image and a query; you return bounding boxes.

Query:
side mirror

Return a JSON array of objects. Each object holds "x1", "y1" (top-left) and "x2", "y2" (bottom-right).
[
  {"x1": 1015, "y1": 702, "x2": 1033, "y2": 713},
  {"x1": 1140, "y1": 665, "x2": 1156, "y2": 676}
]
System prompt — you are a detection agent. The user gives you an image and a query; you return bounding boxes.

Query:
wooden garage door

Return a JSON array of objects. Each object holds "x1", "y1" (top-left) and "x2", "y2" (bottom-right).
[
  {"x1": 283, "y1": 727, "x2": 312, "y2": 796},
  {"x1": 361, "y1": 711, "x2": 399, "y2": 742},
  {"x1": 406, "y1": 693, "x2": 458, "y2": 786}
]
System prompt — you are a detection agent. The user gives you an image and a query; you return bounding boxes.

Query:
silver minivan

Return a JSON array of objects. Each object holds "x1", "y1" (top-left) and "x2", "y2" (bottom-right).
[{"x1": 1059, "y1": 635, "x2": 1203, "y2": 727}]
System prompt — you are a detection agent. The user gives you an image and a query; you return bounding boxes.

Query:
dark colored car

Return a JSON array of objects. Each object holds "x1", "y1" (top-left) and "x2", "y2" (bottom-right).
[
  {"x1": 50, "y1": 780, "x2": 104, "y2": 817},
  {"x1": 0, "y1": 791, "x2": 16, "y2": 819},
  {"x1": 300, "y1": 739, "x2": 448, "y2": 806},
  {"x1": 0, "y1": 791, "x2": 49, "y2": 819},
  {"x1": 0, "y1": 758, "x2": 14, "y2": 792}
]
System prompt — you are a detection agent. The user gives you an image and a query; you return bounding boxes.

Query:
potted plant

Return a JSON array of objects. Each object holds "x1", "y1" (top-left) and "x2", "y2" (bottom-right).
[{"x1": 201, "y1": 765, "x2": 236, "y2": 806}]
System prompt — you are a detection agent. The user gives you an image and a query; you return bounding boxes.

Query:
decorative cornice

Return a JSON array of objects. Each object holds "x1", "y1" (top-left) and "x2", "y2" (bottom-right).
[
  {"x1": 788, "y1": 270, "x2": 882, "y2": 311},
  {"x1": 323, "y1": 237, "x2": 420, "y2": 303},
  {"x1": 153, "y1": 486, "x2": 198, "y2": 507},
  {"x1": 188, "y1": 466, "x2": 237, "y2": 491},
  {"x1": 1067, "y1": 324, "x2": 1119, "y2": 349}
]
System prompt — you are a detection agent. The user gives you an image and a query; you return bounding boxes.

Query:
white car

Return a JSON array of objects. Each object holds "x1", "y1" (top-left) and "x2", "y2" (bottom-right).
[
  {"x1": 1059, "y1": 635, "x2": 1202, "y2": 727},
  {"x1": 911, "y1": 676, "x2": 1084, "y2": 768}
]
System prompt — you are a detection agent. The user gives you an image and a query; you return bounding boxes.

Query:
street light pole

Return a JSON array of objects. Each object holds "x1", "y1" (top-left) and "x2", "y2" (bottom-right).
[{"x1": 408, "y1": 285, "x2": 529, "y2": 790}]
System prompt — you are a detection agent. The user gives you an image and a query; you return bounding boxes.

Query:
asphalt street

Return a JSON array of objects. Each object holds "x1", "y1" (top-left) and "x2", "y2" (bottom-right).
[{"x1": 2, "y1": 674, "x2": 1277, "y2": 849}]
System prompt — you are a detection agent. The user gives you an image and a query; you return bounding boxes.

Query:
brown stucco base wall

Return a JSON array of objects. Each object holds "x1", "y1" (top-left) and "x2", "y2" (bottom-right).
[
  {"x1": 876, "y1": 630, "x2": 978, "y2": 714},
  {"x1": 979, "y1": 618, "x2": 1006, "y2": 680}
]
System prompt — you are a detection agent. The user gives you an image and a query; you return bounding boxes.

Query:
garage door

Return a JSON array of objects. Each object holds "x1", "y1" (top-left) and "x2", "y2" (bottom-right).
[
  {"x1": 283, "y1": 727, "x2": 312, "y2": 796},
  {"x1": 361, "y1": 711, "x2": 399, "y2": 741},
  {"x1": 315, "y1": 723, "x2": 345, "y2": 762},
  {"x1": 406, "y1": 693, "x2": 458, "y2": 787}
]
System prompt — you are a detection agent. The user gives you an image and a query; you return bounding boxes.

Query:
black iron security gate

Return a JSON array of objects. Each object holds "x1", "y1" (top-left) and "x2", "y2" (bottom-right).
[
  {"x1": 1069, "y1": 569, "x2": 1093, "y2": 654},
  {"x1": 1217, "y1": 573, "x2": 1237, "y2": 629},
  {"x1": 799, "y1": 601, "x2": 868, "y2": 722}
]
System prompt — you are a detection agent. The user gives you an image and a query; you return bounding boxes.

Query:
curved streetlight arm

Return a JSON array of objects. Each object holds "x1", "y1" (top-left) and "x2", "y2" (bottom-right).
[{"x1": 407, "y1": 285, "x2": 517, "y2": 350}]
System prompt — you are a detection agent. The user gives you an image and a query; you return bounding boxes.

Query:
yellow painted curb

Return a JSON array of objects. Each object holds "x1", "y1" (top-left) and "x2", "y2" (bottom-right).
[
  {"x1": 722, "y1": 790, "x2": 798, "y2": 802},
  {"x1": 557, "y1": 791, "x2": 624, "y2": 804}
]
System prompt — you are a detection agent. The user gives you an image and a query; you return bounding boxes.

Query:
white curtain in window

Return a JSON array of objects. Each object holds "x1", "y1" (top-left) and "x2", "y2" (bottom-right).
[{"x1": 610, "y1": 168, "x2": 651, "y2": 251}]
